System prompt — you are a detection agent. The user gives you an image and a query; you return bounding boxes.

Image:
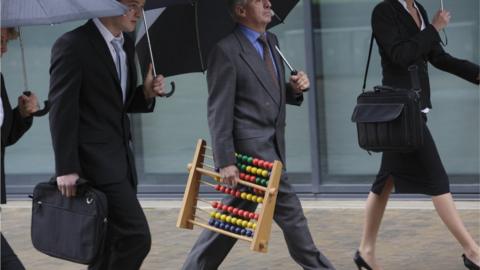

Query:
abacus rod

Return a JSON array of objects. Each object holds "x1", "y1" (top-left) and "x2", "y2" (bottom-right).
[
  {"x1": 201, "y1": 163, "x2": 215, "y2": 170},
  {"x1": 199, "y1": 180, "x2": 217, "y2": 188},
  {"x1": 189, "y1": 219, "x2": 253, "y2": 242},
  {"x1": 195, "y1": 167, "x2": 268, "y2": 192},
  {"x1": 201, "y1": 154, "x2": 214, "y2": 160},
  {"x1": 202, "y1": 145, "x2": 212, "y2": 150},
  {"x1": 197, "y1": 198, "x2": 212, "y2": 205},
  {"x1": 193, "y1": 206, "x2": 211, "y2": 215},
  {"x1": 192, "y1": 214, "x2": 209, "y2": 222}
]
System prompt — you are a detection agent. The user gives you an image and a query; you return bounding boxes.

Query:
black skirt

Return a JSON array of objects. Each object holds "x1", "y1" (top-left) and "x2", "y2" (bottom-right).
[{"x1": 371, "y1": 118, "x2": 450, "y2": 196}]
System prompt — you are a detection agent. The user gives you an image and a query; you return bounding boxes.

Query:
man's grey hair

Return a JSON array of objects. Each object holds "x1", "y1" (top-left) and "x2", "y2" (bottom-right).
[{"x1": 227, "y1": 0, "x2": 248, "y2": 18}]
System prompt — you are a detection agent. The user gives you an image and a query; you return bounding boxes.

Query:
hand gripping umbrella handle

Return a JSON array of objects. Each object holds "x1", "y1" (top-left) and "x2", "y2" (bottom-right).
[
  {"x1": 163, "y1": 82, "x2": 175, "y2": 98},
  {"x1": 22, "y1": 91, "x2": 49, "y2": 117},
  {"x1": 142, "y1": 8, "x2": 175, "y2": 98}
]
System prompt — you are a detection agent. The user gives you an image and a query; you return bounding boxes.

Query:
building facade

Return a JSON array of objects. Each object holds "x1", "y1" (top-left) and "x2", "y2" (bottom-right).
[{"x1": 2, "y1": 0, "x2": 479, "y2": 198}]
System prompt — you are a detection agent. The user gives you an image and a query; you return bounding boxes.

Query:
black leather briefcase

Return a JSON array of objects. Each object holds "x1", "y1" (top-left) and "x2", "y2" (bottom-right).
[
  {"x1": 31, "y1": 178, "x2": 108, "y2": 264},
  {"x1": 351, "y1": 84, "x2": 424, "y2": 152},
  {"x1": 351, "y1": 34, "x2": 424, "y2": 153}
]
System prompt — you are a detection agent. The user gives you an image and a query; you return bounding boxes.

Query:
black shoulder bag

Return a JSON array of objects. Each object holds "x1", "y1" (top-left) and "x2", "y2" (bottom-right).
[
  {"x1": 351, "y1": 34, "x2": 424, "y2": 153},
  {"x1": 31, "y1": 178, "x2": 108, "y2": 264}
]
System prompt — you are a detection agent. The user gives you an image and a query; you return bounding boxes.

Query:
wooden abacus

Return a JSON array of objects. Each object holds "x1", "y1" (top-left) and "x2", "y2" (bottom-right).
[{"x1": 177, "y1": 139, "x2": 283, "y2": 253}]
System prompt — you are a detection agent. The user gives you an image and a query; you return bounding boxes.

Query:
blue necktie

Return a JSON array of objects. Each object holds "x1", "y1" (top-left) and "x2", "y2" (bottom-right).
[{"x1": 111, "y1": 38, "x2": 127, "y2": 103}]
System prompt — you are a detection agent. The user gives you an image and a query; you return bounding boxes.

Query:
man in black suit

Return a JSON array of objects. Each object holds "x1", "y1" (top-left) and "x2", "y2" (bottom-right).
[
  {"x1": 48, "y1": 0, "x2": 165, "y2": 269},
  {"x1": 1, "y1": 27, "x2": 39, "y2": 270},
  {"x1": 181, "y1": 1, "x2": 335, "y2": 269}
]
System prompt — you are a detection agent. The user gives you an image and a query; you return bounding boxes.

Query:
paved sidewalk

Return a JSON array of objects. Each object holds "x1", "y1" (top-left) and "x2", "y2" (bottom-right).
[{"x1": 1, "y1": 200, "x2": 479, "y2": 270}]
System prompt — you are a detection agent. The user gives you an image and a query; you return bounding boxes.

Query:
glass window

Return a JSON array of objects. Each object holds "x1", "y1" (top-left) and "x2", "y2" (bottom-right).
[
  {"x1": 3, "y1": 22, "x2": 83, "y2": 187},
  {"x1": 135, "y1": 1, "x2": 312, "y2": 186}
]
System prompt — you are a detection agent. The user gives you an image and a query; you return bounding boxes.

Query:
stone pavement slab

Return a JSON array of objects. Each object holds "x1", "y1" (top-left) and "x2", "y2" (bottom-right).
[{"x1": 1, "y1": 200, "x2": 479, "y2": 270}]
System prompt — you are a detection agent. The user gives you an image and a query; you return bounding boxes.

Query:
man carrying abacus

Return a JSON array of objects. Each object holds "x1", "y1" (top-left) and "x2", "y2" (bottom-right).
[{"x1": 181, "y1": 0, "x2": 335, "y2": 269}]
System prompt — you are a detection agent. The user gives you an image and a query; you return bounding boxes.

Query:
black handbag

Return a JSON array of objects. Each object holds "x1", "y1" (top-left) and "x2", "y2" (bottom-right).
[
  {"x1": 31, "y1": 178, "x2": 108, "y2": 265},
  {"x1": 351, "y1": 34, "x2": 424, "y2": 152}
]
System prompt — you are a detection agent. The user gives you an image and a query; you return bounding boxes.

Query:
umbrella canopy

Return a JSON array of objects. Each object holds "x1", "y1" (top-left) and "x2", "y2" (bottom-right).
[
  {"x1": 1, "y1": 0, "x2": 128, "y2": 116},
  {"x1": 136, "y1": 0, "x2": 299, "y2": 78},
  {"x1": 1, "y1": 0, "x2": 127, "y2": 27}
]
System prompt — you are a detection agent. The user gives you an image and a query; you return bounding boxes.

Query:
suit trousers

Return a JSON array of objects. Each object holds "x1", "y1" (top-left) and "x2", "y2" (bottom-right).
[
  {"x1": 181, "y1": 175, "x2": 335, "y2": 270},
  {"x1": 88, "y1": 179, "x2": 151, "y2": 270},
  {"x1": 1, "y1": 234, "x2": 25, "y2": 270}
]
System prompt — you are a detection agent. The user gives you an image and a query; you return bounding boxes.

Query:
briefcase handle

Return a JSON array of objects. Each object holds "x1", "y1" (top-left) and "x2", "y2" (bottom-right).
[{"x1": 47, "y1": 177, "x2": 92, "y2": 195}]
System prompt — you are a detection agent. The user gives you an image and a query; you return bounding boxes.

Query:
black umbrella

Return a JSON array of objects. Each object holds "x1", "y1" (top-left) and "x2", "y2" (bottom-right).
[{"x1": 136, "y1": 0, "x2": 299, "y2": 79}]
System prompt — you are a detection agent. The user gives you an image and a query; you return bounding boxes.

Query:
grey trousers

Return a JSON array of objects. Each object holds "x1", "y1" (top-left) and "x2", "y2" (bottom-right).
[{"x1": 181, "y1": 176, "x2": 335, "y2": 270}]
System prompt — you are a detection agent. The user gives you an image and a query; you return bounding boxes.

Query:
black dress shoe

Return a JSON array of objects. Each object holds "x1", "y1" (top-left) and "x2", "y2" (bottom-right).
[
  {"x1": 463, "y1": 254, "x2": 480, "y2": 270},
  {"x1": 353, "y1": 250, "x2": 373, "y2": 270}
]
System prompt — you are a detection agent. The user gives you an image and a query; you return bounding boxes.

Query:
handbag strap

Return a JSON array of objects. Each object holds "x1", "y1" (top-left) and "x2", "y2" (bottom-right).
[{"x1": 362, "y1": 33, "x2": 375, "y2": 93}]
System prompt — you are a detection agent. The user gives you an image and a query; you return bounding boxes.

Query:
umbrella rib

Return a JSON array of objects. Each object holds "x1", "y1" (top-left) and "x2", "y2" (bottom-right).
[
  {"x1": 36, "y1": 0, "x2": 51, "y2": 24},
  {"x1": 193, "y1": 0, "x2": 205, "y2": 72}
]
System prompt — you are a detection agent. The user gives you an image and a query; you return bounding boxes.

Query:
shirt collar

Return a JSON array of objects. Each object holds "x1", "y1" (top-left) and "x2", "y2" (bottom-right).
[
  {"x1": 93, "y1": 18, "x2": 124, "y2": 46},
  {"x1": 238, "y1": 24, "x2": 266, "y2": 45},
  {"x1": 398, "y1": 0, "x2": 419, "y2": 12}
]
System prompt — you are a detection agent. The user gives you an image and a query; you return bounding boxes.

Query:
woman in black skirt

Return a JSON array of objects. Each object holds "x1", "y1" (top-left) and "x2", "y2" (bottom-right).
[
  {"x1": 1, "y1": 27, "x2": 39, "y2": 270},
  {"x1": 354, "y1": 1, "x2": 480, "y2": 269}
]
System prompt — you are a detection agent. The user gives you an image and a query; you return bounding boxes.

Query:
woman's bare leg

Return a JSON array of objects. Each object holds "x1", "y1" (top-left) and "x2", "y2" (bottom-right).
[
  {"x1": 358, "y1": 177, "x2": 395, "y2": 269},
  {"x1": 432, "y1": 193, "x2": 480, "y2": 265}
]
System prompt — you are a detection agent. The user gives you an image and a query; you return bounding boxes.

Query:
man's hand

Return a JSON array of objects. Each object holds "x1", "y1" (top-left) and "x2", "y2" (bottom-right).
[
  {"x1": 289, "y1": 71, "x2": 310, "y2": 94},
  {"x1": 18, "y1": 92, "x2": 39, "y2": 118},
  {"x1": 57, "y1": 173, "x2": 79, "y2": 197},
  {"x1": 432, "y1": 10, "x2": 451, "y2": 32},
  {"x1": 143, "y1": 64, "x2": 166, "y2": 99},
  {"x1": 219, "y1": 165, "x2": 239, "y2": 188}
]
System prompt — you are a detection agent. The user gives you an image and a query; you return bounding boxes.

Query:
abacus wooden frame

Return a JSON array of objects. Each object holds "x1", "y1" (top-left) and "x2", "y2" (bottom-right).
[{"x1": 177, "y1": 139, "x2": 283, "y2": 253}]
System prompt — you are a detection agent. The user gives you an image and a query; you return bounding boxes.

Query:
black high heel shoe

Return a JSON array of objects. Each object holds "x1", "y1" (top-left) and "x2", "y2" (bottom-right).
[
  {"x1": 353, "y1": 250, "x2": 373, "y2": 270},
  {"x1": 463, "y1": 254, "x2": 480, "y2": 270}
]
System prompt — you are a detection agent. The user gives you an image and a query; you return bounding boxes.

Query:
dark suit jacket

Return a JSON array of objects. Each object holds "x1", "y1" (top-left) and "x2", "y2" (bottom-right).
[
  {"x1": 1, "y1": 74, "x2": 33, "y2": 204},
  {"x1": 372, "y1": 0, "x2": 479, "y2": 109},
  {"x1": 49, "y1": 20, "x2": 155, "y2": 186},
  {"x1": 207, "y1": 26, "x2": 303, "y2": 169}
]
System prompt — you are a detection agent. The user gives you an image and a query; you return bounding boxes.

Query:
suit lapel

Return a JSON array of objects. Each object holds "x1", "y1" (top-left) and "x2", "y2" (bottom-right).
[
  {"x1": 124, "y1": 36, "x2": 138, "y2": 108},
  {"x1": 387, "y1": 0, "x2": 421, "y2": 34},
  {"x1": 84, "y1": 20, "x2": 123, "y2": 102},
  {"x1": 415, "y1": 2, "x2": 430, "y2": 24},
  {"x1": 235, "y1": 29, "x2": 281, "y2": 106}
]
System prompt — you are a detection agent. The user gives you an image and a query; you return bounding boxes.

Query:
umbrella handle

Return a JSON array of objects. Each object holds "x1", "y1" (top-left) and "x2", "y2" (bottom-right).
[
  {"x1": 23, "y1": 91, "x2": 50, "y2": 117},
  {"x1": 162, "y1": 81, "x2": 175, "y2": 98}
]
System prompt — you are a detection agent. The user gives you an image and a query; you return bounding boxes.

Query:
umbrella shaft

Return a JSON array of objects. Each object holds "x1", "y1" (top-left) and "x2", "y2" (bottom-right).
[
  {"x1": 142, "y1": 9, "x2": 157, "y2": 77},
  {"x1": 18, "y1": 28, "x2": 29, "y2": 91},
  {"x1": 274, "y1": 46, "x2": 295, "y2": 73}
]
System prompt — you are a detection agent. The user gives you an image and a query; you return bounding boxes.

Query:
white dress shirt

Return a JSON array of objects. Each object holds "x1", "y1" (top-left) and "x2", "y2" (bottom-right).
[{"x1": 93, "y1": 18, "x2": 127, "y2": 103}]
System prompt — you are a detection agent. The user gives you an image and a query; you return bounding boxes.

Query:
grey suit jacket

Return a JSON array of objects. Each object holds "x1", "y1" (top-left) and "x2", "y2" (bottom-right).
[{"x1": 207, "y1": 27, "x2": 303, "y2": 169}]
